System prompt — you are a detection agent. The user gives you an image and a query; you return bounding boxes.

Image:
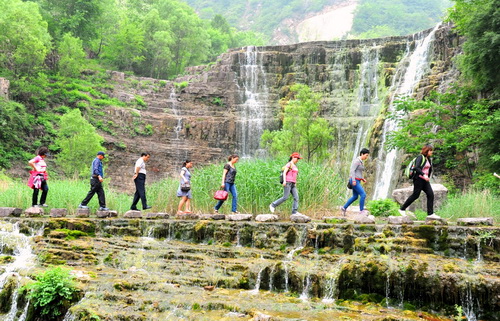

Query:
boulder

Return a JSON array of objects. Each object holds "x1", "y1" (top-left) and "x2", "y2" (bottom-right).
[
  {"x1": 290, "y1": 214, "x2": 311, "y2": 223},
  {"x1": 457, "y1": 217, "x2": 493, "y2": 226},
  {"x1": 226, "y1": 214, "x2": 253, "y2": 221},
  {"x1": 392, "y1": 184, "x2": 448, "y2": 212},
  {"x1": 75, "y1": 208, "x2": 90, "y2": 218},
  {"x1": 255, "y1": 214, "x2": 279, "y2": 222},
  {"x1": 0, "y1": 207, "x2": 22, "y2": 217},
  {"x1": 25, "y1": 206, "x2": 44, "y2": 217},
  {"x1": 387, "y1": 216, "x2": 414, "y2": 225},
  {"x1": 425, "y1": 215, "x2": 447, "y2": 225},
  {"x1": 50, "y1": 208, "x2": 67, "y2": 218},
  {"x1": 123, "y1": 210, "x2": 142, "y2": 218}
]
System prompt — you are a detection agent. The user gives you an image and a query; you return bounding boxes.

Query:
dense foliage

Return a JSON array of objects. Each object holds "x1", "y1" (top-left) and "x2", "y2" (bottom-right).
[
  {"x1": 26, "y1": 266, "x2": 79, "y2": 319},
  {"x1": 351, "y1": 0, "x2": 451, "y2": 38},
  {"x1": 261, "y1": 84, "x2": 333, "y2": 162}
]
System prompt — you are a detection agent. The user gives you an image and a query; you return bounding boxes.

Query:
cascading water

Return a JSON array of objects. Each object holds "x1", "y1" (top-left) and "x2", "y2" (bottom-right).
[
  {"x1": 0, "y1": 222, "x2": 38, "y2": 321},
  {"x1": 322, "y1": 259, "x2": 345, "y2": 303},
  {"x1": 373, "y1": 24, "x2": 440, "y2": 199},
  {"x1": 169, "y1": 88, "x2": 183, "y2": 141},
  {"x1": 238, "y1": 46, "x2": 269, "y2": 157}
]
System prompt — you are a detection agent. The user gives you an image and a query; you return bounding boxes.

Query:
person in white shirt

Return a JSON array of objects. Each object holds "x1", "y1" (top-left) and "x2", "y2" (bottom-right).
[{"x1": 130, "y1": 153, "x2": 152, "y2": 210}]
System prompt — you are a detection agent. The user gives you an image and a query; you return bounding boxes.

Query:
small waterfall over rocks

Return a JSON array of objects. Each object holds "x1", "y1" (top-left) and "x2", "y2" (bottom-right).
[{"x1": 373, "y1": 24, "x2": 441, "y2": 199}]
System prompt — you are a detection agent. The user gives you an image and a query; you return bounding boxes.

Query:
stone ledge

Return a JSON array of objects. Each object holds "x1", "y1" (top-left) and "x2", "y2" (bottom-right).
[
  {"x1": 387, "y1": 216, "x2": 414, "y2": 225},
  {"x1": 145, "y1": 212, "x2": 170, "y2": 219},
  {"x1": 98, "y1": 210, "x2": 119, "y2": 218},
  {"x1": 25, "y1": 207, "x2": 44, "y2": 217},
  {"x1": 199, "y1": 214, "x2": 226, "y2": 220},
  {"x1": 290, "y1": 214, "x2": 311, "y2": 223},
  {"x1": 76, "y1": 208, "x2": 90, "y2": 218},
  {"x1": 123, "y1": 210, "x2": 141, "y2": 218}
]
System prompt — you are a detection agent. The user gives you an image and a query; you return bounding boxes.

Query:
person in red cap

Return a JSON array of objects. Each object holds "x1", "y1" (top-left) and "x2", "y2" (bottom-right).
[{"x1": 269, "y1": 152, "x2": 309, "y2": 219}]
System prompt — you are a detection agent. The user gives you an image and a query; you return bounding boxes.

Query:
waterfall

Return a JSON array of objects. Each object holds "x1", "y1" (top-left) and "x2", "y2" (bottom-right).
[
  {"x1": 238, "y1": 46, "x2": 268, "y2": 157},
  {"x1": 322, "y1": 259, "x2": 345, "y2": 303},
  {"x1": 170, "y1": 88, "x2": 183, "y2": 141},
  {"x1": 0, "y1": 222, "x2": 37, "y2": 320},
  {"x1": 250, "y1": 266, "x2": 265, "y2": 294},
  {"x1": 373, "y1": 24, "x2": 440, "y2": 199},
  {"x1": 299, "y1": 274, "x2": 311, "y2": 301}
]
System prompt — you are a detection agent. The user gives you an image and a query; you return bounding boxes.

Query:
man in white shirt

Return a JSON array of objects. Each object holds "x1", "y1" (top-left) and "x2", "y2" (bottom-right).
[{"x1": 130, "y1": 153, "x2": 151, "y2": 210}]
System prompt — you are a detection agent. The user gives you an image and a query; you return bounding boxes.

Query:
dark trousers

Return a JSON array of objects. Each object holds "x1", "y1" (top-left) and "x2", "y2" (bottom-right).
[
  {"x1": 32, "y1": 180, "x2": 48, "y2": 206},
  {"x1": 81, "y1": 177, "x2": 106, "y2": 207},
  {"x1": 131, "y1": 173, "x2": 147, "y2": 210},
  {"x1": 401, "y1": 178, "x2": 434, "y2": 215}
]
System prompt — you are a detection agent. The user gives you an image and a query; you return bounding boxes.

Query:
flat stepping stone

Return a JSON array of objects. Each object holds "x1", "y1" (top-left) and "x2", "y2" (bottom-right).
[
  {"x1": 351, "y1": 214, "x2": 375, "y2": 224},
  {"x1": 176, "y1": 213, "x2": 200, "y2": 220},
  {"x1": 75, "y1": 208, "x2": 90, "y2": 218},
  {"x1": 123, "y1": 210, "x2": 142, "y2": 218},
  {"x1": 145, "y1": 212, "x2": 170, "y2": 219},
  {"x1": 255, "y1": 214, "x2": 279, "y2": 222},
  {"x1": 290, "y1": 214, "x2": 311, "y2": 223},
  {"x1": 0, "y1": 207, "x2": 22, "y2": 217},
  {"x1": 457, "y1": 217, "x2": 493, "y2": 226},
  {"x1": 425, "y1": 216, "x2": 447, "y2": 225},
  {"x1": 50, "y1": 208, "x2": 67, "y2": 218},
  {"x1": 387, "y1": 215, "x2": 414, "y2": 225},
  {"x1": 25, "y1": 206, "x2": 44, "y2": 217},
  {"x1": 226, "y1": 214, "x2": 253, "y2": 221},
  {"x1": 199, "y1": 214, "x2": 226, "y2": 220}
]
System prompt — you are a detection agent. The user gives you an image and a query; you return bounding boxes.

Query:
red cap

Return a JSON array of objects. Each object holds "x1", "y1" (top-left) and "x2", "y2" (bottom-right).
[{"x1": 290, "y1": 152, "x2": 302, "y2": 159}]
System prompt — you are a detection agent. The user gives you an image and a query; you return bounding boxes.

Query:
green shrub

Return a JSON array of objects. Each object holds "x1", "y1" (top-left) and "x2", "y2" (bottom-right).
[
  {"x1": 367, "y1": 199, "x2": 399, "y2": 217},
  {"x1": 26, "y1": 266, "x2": 80, "y2": 319},
  {"x1": 174, "y1": 81, "x2": 189, "y2": 91}
]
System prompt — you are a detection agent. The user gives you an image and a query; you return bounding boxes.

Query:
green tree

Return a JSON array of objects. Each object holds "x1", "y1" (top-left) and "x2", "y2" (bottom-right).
[
  {"x1": 37, "y1": 0, "x2": 103, "y2": 45},
  {"x1": 0, "y1": 0, "x2": 51, "y2": 76},
  {"x1": 261, "y1": 84, "x2": 333, "y2": 162},
  {"x1": 58, "y1": 33, "x2": 86, "y2": 77},
  {"x1": 447, "y1": 0, "x2": 500, "y2": 95},
  {"x1": 52, "y1": 109, "x2": 104, "y2": 178}
]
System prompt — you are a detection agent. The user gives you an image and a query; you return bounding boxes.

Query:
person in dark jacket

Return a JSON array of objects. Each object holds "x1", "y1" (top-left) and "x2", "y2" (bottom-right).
[
  {"x1": 78, "y1": 151, "x2": 109, "y2": 211},
  {"x1": 399, "y1": 144, "x2": 440, "y2": 219},
  {"x1": 214, "y1": 154, "x2": 239, "y2": 214}
]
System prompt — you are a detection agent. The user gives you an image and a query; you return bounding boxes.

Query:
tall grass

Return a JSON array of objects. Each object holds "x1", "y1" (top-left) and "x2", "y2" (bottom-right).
[
  {"x1": 0, "y1": 159, "x2": 348, "y2": 217},
  {"x1": 437, "y1": 189, "x2": 500, "y2": 221}
]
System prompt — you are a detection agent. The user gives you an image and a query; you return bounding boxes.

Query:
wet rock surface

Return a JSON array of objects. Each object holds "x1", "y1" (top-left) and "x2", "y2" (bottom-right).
[{"x1": 1, "y1": 217, "x2": 499, "y2": 321}]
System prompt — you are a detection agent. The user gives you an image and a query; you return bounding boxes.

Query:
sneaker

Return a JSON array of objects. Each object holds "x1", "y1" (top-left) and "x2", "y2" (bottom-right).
[
  {"x1": 398, "y1": 209, "x2": 407, "y2": 216},
  {"x1": 214, "y1": 209, "x2": 219, "y2": 214},
  {"x1": 269, "y1": 204, "x2": 275, "y2": 213},
  {"x1": 39, "y1": 204, "x2": 49, "y2": 207},
  {"x1": 340, "y1": 206, "x2": 347, "y2": 216},
  {"x1": 33, "y1": 205, "x2": 40, "y2": 208},
  {"x1": 143, "y1": 205, "x2": 152, "y2": 210},
  {"x1": 427, "y1": 213, "x2": 442, "y2": 219},
  {"x1": 78, "y1": 204, "x2": 89, "y2": 209},
  {"x1": 231, "y1": 211, "x2": 240, "y2": 214},
  {"x1": 99, "y1": 207, "x2": 110, "y2": 211}
]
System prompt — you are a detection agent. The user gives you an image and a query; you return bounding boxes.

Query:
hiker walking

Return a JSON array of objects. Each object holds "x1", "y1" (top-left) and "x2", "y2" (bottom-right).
[
  {"x1": 177, "y1": 160, "x2": 193, "y2": 214},
  {"x1": 399, "y1": 144, "x2": 440, "y2": 219},
  {"x1": 214, "y1": 154, "x2": 239, "y2": 214},
  {"x1": 78, "y1": 151, "x2": 109, "y2": 211},
  {"x1": 130, "y1": 152, "x2": 152, "y2": 211},
  {"x1": 341, "y1": 148, "x2": 370, "y2": 215}
]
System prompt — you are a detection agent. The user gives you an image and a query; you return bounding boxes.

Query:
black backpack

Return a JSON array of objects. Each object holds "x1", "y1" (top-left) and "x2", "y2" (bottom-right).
[{"x1": 279, "y1": 163, "x2": 292, "y2": 184}]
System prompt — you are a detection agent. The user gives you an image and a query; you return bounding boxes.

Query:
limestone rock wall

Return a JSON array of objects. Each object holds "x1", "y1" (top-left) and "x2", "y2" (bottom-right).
[{"x1": 101, "y1": 24, "x2": 460, "y2": 193}]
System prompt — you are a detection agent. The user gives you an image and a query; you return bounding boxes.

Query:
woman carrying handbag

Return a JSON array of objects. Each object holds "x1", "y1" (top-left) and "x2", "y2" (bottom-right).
[
  {"x1": 177, "y1": 160, "x2": 193, "y2": 214},
  {"x1": 214, "y1": 154, "x2": 239, "y2": 214}
]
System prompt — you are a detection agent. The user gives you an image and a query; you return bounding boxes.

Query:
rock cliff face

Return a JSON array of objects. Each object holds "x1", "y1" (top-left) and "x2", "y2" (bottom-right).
[{"x1": 103, "y1": 23, "x2": 460, "y2": 194}]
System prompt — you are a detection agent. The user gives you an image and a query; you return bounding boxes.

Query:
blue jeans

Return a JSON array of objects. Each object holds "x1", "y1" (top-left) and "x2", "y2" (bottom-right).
[
  {"x1": 272, "y1": 182, "x2": 299, "y2": 214},
  {"x1": 344, "y1": 178, "x2": 366, "y2": 211},
  {"x1": 215, "y1": 182, "x2": 238, "y2": 212}
]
